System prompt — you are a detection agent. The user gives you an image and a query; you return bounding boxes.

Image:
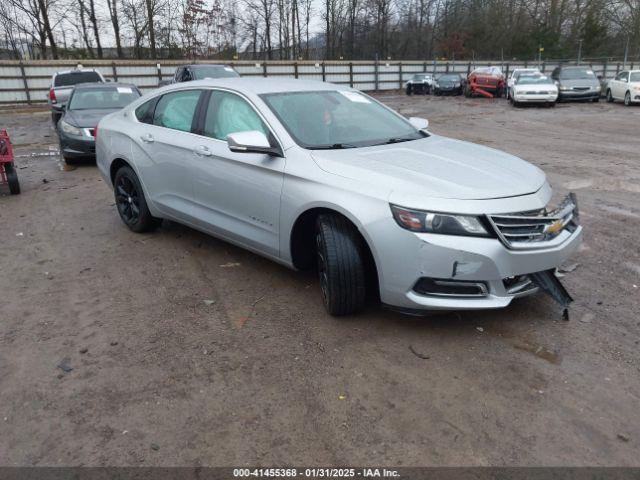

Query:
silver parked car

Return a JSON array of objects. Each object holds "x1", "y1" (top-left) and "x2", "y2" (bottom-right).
[{"x1": 96, "y1": 78, "x2": 582, "y2": 316}]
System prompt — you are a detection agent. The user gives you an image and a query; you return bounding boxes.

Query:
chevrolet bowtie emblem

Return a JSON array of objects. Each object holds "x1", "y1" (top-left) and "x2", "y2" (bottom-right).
[{"x1": 544, "y1": 219, "x2": 564, "y2": 235}]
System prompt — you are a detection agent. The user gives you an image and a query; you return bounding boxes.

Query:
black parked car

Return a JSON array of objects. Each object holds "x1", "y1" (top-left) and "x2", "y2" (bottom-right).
[
  {"x1": 551, "y1": 66, "x2": 601, "y2": 102},
  {"x1": 160, "y1": 64, "x2": 240, "y2": 86},
  {"x1": 433, "y1": 73, "x2": 465, "y2": 95},
  {"x1": 57, "y1": 83, "x2": 141, "y2": 164}
]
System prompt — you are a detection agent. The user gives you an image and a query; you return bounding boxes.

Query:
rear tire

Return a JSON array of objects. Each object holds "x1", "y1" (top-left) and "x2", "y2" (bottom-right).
[
  {"x1": 315, "y1": 213, "x2": 366, "y2": 316},
  {"x1": 113, "y1": 166, "x2": 161, "y2": 233},
  {"x1": 5, "y1": 162, "x2": 20, "y2": 195}
]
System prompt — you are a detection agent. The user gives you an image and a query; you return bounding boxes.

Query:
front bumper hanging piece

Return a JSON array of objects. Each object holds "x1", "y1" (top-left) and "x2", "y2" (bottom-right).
[{"x1": 529, "y1": 269, "x2": 574, "y2": 320}]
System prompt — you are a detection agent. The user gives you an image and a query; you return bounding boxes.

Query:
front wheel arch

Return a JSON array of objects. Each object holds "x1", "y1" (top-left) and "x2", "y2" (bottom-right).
[{"x1": 289, "y1": 207, "x2": 380, "y2": 301}]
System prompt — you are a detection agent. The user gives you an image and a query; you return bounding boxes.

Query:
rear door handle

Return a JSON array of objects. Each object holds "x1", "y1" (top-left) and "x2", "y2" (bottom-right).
[
  {"x1": 140, "y1": 133, "x2": 154, "y2": 143},
  {"x1": 194, "y1": 145, "x2": 212, "y2": 157}
]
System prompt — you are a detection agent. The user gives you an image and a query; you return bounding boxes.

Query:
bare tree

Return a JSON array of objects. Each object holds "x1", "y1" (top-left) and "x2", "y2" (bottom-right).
[{"x1": 106, "y1": 0, "x2": 125, "y2": 58}]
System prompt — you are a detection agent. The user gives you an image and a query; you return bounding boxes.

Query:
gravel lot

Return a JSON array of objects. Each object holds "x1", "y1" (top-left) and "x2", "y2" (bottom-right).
[{"x1": 1, "y1": 94, "x2": 639, "y2": 467}]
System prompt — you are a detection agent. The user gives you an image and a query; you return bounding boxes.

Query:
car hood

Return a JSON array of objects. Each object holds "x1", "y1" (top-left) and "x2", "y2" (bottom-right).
[
  {"x1": 558, "y1": 78, "x2": 599, "y2": 88},
  {"x1": 65, "y1": 108, "x2": 121, "y2": 127},
  {"x1": 310, "y1": 136, "x2": 546, "y2": 201},
  {"x1": 514, "y1": 84, "x2": 557, "y2": 92}
]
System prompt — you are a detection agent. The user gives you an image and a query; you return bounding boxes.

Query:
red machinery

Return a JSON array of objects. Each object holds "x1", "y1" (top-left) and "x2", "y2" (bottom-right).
[
  {"x1": 0, "y1": 129, "x2": 20, "y2": 195},
  {"x1": 464, "y1": 67, "x2": 506, "y2": 98}
]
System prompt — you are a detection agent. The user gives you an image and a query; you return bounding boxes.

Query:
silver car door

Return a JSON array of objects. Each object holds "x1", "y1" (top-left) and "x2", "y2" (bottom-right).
[
  {"x1": 130, "y1": 89, "x2": 203, "y2": 221},
  {"x1": 189, "y1": 89, "x2": 285, "y2": 258}
]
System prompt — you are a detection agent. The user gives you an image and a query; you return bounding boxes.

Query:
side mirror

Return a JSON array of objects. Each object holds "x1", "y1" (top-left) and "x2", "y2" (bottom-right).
[
  {"x1": 409, "y1": 117, "x2": 429, "y2": 130},
  {"x1": 227, "y1": 130, "x2": 283, "y2": 157}
]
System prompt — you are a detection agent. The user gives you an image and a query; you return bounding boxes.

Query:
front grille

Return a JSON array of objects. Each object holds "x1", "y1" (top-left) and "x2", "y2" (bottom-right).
[
  {"x1": 488, "y1": 194, "x2": 578, "y2": 249},
  {"x1": 525, "y1": 90, "x2": 550, "y2": 95},
  {"x1": 573, "y1": 87, "x2": 589, "y2": 91}
]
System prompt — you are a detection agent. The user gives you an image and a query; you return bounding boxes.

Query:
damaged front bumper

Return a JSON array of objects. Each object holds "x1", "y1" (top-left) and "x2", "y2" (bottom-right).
[{"x1": 376, "y1": 194, "x2": 582, "y2": 311}]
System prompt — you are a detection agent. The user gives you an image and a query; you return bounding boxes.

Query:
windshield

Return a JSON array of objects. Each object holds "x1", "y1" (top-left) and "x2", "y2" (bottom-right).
[
  {"x1": 412, "y1": 75, "x2": 430, "y2": 81},
  {"x1": 560, "y1": 68, "x2": 596, "y2": 80},
  {"x1": 192, "y1": 66, "x2": 239, "y2": 79},
  {"x1": 517, "y1": 75, "x2": 553, "y2": 85},
  {"x1": 69, "y1": 87, "x2": 140, "y2": 110},
  {"x1": 439, "y1": 75, "x2": 460, "y2": 82},
  {"x1": 631, "y1": 72, "x2": 640, "y2": 82},
  {"x1": 54, "y1": 71, "x2": 102, "y2": 87},
  {"x1": 261, "y1": 90, "x2": 425, "y2": 149}
]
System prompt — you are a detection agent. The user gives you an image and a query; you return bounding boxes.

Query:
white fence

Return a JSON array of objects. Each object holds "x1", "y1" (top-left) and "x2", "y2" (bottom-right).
[{"x1": 0, "y1": 58, "x2": 635, "y2": 104}]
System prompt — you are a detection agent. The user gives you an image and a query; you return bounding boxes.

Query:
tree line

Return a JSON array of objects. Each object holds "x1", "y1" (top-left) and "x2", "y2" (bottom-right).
[{"x1": 1, "y1": 0, "x2": 638, "y2": 61}]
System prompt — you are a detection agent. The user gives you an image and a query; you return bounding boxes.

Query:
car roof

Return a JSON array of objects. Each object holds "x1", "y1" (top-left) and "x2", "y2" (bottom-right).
[
  {"x1": 163, "y1": 77, "x2": 351, "y2": 95},
  {"x1": 72, "y1": 82, "x2": 137, "y2": 90},
  {"x1": 54, "y1": 69, "x2": 100, "y2": 76},
  {"x1": 185, "y1": 64, "x2": 234, "y2": 69}
]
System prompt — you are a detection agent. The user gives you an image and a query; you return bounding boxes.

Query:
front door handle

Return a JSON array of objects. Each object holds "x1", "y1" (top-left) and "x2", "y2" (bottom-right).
[
  {"x1": 140, "y1": 133, "x2": 154, "y2": 143},
  {"x1": 194, "y1": 145, "x2": 212, "y2": 157}
]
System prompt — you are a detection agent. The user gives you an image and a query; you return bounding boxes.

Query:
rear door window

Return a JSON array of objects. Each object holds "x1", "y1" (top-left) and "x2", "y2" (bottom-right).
[
  {"x1": 54, "y1": 71, "x2": 102, "y2": 87},
  {"x1": 153, "y1": 90, "x2": 201, "y2": 132}
]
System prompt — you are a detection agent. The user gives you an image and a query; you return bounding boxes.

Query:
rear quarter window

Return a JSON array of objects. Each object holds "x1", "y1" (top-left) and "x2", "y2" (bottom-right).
[
  {"x1": 54, "y1": 71, "x2": 102, "y2": 87},
  {"x1": 135, "y1": 99, "x2": 157, "y2": 124}
]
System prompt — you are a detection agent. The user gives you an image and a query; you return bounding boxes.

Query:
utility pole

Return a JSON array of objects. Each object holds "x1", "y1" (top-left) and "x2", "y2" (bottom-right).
[
  {"x1": 623, "y1": 34, "x2": 630, "y2": 68},
  {"x1": 538, "y1": 45, "x2": 543, "y2": 68},
  {"x1": 577, "y1": 39, "x2": 583, "y2": 64}
]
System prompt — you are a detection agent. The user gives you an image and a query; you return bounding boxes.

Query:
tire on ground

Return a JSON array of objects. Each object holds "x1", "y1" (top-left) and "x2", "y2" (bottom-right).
[
  {"x1": 5, "y1": 162, "x2": 20, "y2": 195},
  {"x1": 315, "y1": 213, "x2": 367, "y2": 316},
  {"x1": 113, "y1": 166, "x2": 161, "y2": 233}
]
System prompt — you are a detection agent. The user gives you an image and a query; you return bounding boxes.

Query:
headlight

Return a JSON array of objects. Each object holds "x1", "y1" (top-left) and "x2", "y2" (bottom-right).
[
  {"x1": 59, "y1": 120, "x2": 82, "y2": 136},
  {"x1": 559, "y1": 86, "x2": 569, "y2": 91},
  {"x1": 390, "y1": 205, "x2": 490, "y2": 237},
  {"x1": 454, "y1": 82, "x2": 460, "y2": 87},
  {"x1": 595, "y1": 85, "x2": 602, "y2": 92}
]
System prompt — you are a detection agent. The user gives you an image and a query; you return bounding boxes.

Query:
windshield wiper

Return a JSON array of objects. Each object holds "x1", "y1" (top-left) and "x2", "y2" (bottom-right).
[
  {"x1": 376, "y1": 136, "x2": 419, "y2": 146},
  {"x1": 312, "y1": 143, "x2": 358, "y2": 150}
]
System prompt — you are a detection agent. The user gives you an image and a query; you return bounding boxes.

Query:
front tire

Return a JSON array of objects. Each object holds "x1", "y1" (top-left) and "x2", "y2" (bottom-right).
[
  {"x1": 113, "y1": 166, "x2": 161, "y2": 233},
  {"x1": 624, "y1": 91, "x2": 632, "y2": 106},
  {"x1": 315, "y1": 214, "x2": 366, "y2": 316}
]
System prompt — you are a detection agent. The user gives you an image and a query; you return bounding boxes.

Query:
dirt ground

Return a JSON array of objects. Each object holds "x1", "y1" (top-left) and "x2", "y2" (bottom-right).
[{"x1": 0, "y1": 94, "x2": 639, "y2": 467}]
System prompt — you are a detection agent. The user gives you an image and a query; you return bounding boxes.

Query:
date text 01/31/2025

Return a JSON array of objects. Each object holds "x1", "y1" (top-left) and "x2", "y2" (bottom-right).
[{"x1": 233, "y1": 468, "x2": 400, "y2": 478}]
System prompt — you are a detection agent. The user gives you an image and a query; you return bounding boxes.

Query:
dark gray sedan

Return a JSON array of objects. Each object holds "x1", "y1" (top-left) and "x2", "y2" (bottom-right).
[{"x1": 58, "y1": 83, "x2": 141, "y2": 164}]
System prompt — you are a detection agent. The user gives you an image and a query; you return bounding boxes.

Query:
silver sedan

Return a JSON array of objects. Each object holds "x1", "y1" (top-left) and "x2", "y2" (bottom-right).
[{"x1": 96, "y1": 78, "x2": 582, "y2": 315}]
